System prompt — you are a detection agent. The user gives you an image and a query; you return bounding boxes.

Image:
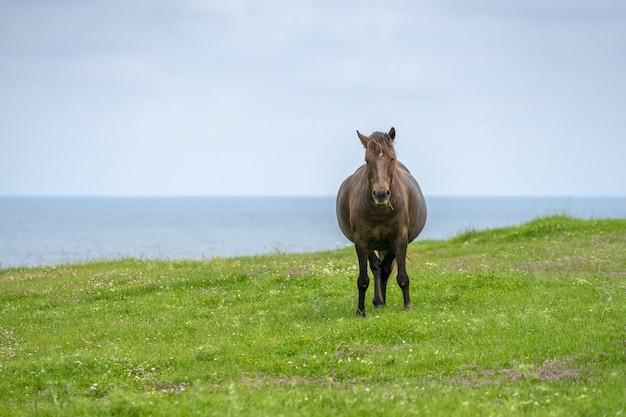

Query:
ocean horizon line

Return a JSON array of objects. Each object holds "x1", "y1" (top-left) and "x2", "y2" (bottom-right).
[
  {"x1": 2, "y1": 194, "x2": 626, "y2": 199},
  {"x1": 2, "y1": 195, "x2": 626, "y2": 269}
]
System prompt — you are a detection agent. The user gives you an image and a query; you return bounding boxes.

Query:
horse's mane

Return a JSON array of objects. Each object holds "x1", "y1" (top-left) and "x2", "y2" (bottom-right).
[{"x1": 366, "y1": 132, "x2": 395, "y2": 156}]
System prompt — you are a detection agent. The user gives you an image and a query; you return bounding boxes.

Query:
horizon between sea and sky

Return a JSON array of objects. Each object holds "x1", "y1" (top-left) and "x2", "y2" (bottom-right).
[
  {"x1": 1, "y1": 1, "x2": 626, "y2": 198},
  {"x1": 2, "y1": 195, "x2": 626, "y2": 268}
]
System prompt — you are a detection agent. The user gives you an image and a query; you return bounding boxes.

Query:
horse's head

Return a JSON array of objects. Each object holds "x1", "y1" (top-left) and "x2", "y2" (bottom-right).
[{"x1": 357, "y1": 127, "x2": 397, "y2": 207}]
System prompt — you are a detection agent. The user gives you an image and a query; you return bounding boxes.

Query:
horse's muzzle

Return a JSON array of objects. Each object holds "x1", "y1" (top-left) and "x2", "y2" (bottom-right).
[{"x1": 372, "y1": 189, "x2": 391, "y2": 206}]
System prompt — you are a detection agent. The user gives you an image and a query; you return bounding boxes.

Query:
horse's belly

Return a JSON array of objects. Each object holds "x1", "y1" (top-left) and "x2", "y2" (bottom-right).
[
  {"x1": 364, "y1": 224, "x2": 401, "y2": 251},
  {"x1": 369, "y1": 240, "x2": 395, "y2": 251}
]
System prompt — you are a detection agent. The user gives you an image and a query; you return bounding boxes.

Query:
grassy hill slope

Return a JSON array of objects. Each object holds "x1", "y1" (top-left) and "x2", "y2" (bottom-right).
[{"x1": 1, "y1": 216, "x2": 625, "y2": 416}]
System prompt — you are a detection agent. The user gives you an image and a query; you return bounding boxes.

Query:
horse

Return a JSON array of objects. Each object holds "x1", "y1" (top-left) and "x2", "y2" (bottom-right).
[{"x1": 336, "y1": 127, "x2": 427, "y2": 316}]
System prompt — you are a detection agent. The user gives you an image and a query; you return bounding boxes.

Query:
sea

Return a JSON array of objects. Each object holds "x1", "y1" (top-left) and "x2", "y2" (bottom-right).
[{"x1": 1, "y1": 196, "x2": 625, "y2": 269}]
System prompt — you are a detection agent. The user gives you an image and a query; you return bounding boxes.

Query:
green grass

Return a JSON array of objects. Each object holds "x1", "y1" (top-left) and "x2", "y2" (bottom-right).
[{"x1": 1, "y1": 216, "x2": 625, "y2": 416}]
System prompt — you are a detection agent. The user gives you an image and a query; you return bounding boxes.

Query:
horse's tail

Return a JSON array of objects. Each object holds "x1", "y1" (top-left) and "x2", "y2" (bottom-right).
[
  {"x1": 377, "y1": 251, "x2": 397, "y2": 277},
  {"x1": 378, "y1": 248, "x2": 415, "y2": 277},
  {"x1": 405, "y1": 248, "x2": 416, "y2": 266},
  {"x1": 390, "y1": 258, "x2": 398, "y2": 277}
]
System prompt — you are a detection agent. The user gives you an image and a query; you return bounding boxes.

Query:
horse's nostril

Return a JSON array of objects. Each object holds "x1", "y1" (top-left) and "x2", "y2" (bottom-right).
[{"x1": 372, "y1": 189, "x2": 391, "y2": 201}]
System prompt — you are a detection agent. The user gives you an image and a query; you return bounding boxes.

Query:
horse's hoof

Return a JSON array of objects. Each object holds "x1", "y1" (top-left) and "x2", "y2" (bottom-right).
[
  {"x1": 404, "y1": 303, "x2": 413, "y2": 311},
  {"x1": 373, "y1": 299, "x2": 386, "y2": 308},
  {"x1": 356, "y1": 309, "x2": 366, "y2": 317}
]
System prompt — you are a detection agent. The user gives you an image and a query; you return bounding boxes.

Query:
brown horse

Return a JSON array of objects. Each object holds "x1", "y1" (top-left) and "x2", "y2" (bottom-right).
[{"x1": 336, "y1": 127, "x2": 427, "y2": 316}]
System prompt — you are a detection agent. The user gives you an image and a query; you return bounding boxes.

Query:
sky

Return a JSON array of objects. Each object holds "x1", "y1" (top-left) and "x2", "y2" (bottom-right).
[{"x1": 1, "y1": 0, "x2": 625, "y2": 197}]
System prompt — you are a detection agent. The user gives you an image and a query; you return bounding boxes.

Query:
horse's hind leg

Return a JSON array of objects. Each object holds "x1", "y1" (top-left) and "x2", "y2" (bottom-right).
[
  {"x1": 369, "y1": 252, "x2": 385, "y2": 308},
  {"x1": 379, "y1": 251, "x2": 396, "y2": 306}
]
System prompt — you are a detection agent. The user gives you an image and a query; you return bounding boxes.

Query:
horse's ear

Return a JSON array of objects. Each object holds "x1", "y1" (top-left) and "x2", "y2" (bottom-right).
[
  {"x1": 388, "y1": 127, "x2": 396, "y2": 141},
  {"x1": 357, "y1": 130, "x2": 369, "y2": 147}
]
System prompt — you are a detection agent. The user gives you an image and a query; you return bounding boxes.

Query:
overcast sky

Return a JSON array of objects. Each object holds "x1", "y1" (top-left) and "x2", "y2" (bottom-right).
[{"x1": 1, "y1": 0, "x2": 625, "y2": 196}]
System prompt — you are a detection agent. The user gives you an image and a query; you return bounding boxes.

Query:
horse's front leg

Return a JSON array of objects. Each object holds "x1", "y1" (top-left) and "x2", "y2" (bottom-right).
[
  {"x1": 354, "y1": 242, "x2": 370, "y2": 317},
  {"x1": 394, "y1": 239, "x2": 412, "y2": 310}
]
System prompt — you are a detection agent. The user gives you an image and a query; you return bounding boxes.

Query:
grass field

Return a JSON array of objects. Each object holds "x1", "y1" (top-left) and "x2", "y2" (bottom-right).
[{"x1": 1, "y1": 216, "x2": 625, "y2": 416}]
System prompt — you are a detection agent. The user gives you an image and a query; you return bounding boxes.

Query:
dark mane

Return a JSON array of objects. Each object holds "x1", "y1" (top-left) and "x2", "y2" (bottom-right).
[{"x1": 366, "y1": 132, "x2": 395, "y2": 155}]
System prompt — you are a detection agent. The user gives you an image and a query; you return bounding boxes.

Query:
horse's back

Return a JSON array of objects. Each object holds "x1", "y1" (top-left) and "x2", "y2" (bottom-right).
[
  {"x1": 398, "y1": 165, "x2": 427, "y2": 242},
  {"x1": 335, "y1": 166, "x2": 364, "y2": 243}
]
